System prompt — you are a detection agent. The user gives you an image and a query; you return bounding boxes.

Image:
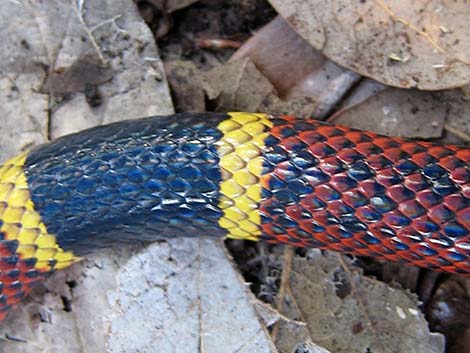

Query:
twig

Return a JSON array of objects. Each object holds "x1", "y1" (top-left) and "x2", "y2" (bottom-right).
[{"x1": 195, "y1": 38, "x2": 242, "y2": 50}]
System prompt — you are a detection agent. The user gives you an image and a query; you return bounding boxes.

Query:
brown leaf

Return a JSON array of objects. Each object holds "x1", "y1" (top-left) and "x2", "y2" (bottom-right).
[
  {"x1": 274, "y1": 250, "x2": 445, "y2": 353},
  {"x1": 441, "y1": 89, "x2": 470, "y2": 143},
  {"x1": 337, "y1": 79, "x2": 388, "y2": 112},
  {"x1": 330, "y1": 88, "x2": 447, "y2": 138},
  {"x1": 231, "y1": 16, "x2": 360, "y2": 119},
  {"x1": 270, "y1": 0, "x2": 470, "y2": 90},
  {"x1": 231, "y1": 16, "x2": 339, "y2": 99},
  {"x1": 41, "y1": 58, "x2": 114, "y2": 95},
  {"x1": 202, "y1": 57, "x2": 317, "y2": 117},
  {"x1": 164, "y1": 60, "x2": 206, "y2": 112}
]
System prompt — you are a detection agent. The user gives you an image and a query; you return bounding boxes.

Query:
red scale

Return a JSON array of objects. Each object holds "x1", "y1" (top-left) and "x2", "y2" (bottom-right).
[{"x1": 259, "y1": 115, "x2": 469, "y2": 274}]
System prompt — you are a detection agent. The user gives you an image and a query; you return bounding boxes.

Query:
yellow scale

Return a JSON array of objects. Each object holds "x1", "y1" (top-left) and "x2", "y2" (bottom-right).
[
  {"x1": 0, "y1": 112, "x2": 271, "y2": 270},
  {"x1": 216, "y1": 112, "x2": 273, "y2": 240},
  {"x1": 0, "y1": 153, "x2": 76, "y2": 270}
]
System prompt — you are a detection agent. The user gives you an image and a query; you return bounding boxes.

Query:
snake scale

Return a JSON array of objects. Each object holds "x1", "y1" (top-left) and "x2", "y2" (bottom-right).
[{"x1": 0, "y1": 112, "x2": 468, "y2": 321}]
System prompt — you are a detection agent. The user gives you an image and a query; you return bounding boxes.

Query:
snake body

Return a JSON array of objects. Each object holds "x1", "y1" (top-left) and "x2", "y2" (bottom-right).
[{"x1": 0, "y1": 112, "x2": 469, "y2": 321}]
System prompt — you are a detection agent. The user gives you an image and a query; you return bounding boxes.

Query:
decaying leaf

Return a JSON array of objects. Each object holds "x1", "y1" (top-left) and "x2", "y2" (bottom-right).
[
  {"x1": 41, "y1": 58, "x2": 114, "y2": 95},
  {"x1": 203, "y1": 57, "x2": 275, "y2": 110},
  {"x1": 274, "y1": 250, "x2": 445, "y2": 353},
  {"x1": 330, "y1": 88, "x2": 447, "y2": 138},
  {"x1": 202, "y1": 57, "x2": 317, "y2": 117},
  {"x1": 0, "y1": 2, "x2": 50, "y2": 161},
  {"x1": 270, "y1": 0, "x2": 470, "y2": 90},
  {"x1": 33, "y1": 0, "x2": 173, "y2": 138},
  {"x1": 1, "y1": 239, "x2": 276, "y2": 353},
  {"x1": 231, "y1": 16, "x2": 360, "y2": 119},
  {"x1": 337, "y1": 79, "x2": 388, "y2": 112},
  {"x1": 164, "y1": 60, "x2": 206, "y2": 112},
  {"x1": 440, "y1": 89, "x2": 470, "y2": 143},
  {"x1": 231, "y1": 17, "x2": 347, "y2": 99}
]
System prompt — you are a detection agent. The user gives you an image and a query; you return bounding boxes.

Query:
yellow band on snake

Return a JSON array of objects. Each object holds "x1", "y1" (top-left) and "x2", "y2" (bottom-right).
[
  {"x1": 216, "y1": 112, "x2": 273, "y2": 240},
  {"x1": 0, "y1": 153, "x2": 76, "y2": 271}
]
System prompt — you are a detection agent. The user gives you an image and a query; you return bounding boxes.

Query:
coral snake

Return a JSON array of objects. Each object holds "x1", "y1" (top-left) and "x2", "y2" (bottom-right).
[{"x1": 0, "y1": 112, "x2": 468, "y2": 322}]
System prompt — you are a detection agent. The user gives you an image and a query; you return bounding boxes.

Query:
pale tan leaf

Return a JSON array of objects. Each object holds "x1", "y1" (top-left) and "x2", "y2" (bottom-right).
[
  {"x1": 164, "y1": 60, "x2": 206, "y2": 112},
  {"x1": 2, "y1": 240, "x2": 276, "y2": 353},
  {"x1": 269, "y1": 0, "x2": 470, "y2": 90},
  {"x1": 231, "y1": 16, "x2": 360, "y2": 119},
  {"x1": 274, "y1": 250, "x2": 445, "y2": 353},
  {"x1": 202, "y1": 57, "x2": 317, "y2": 117},
  {"x1": 330, "y1": 88, "x2": 447, "y2": 138}
]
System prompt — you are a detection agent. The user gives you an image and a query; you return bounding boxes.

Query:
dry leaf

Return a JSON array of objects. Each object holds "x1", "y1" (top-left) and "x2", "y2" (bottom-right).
[
  {"x1": 231, "y1": 16, "x2": 346, "y2": 100},
  {"x1": 274, "y1": 250, "x2": 445, "y2": 353},
  {"x1": 270, "y1": 0, "x2": 470, "y2": 90},
  {"x1": 32, "y1": 0, "x2": 173, "y2": 138},
  {"x1": 202, "y1": 57, "x2": 317, "y2": 117},
  {"x1": 337, "y1": 79, "x2": 388, "y2": 112},
  {"x1": 164, "y1": 60, "x2": 206, "y2": 112},
  {"x1": 1, "y1": 239, "x2": 276, "y2": 353},
  {"x1": 231, "y1": 16, "x2": 360, "y2": 119},
  {"x1": 330, "y1": 88, "x2": 447, "y2": 138},
  {"x1": 440, "y1": 89, "x2": 470, "y2": 143},
  {"x1": 41, "y1": 58, "x2": 114, "y2": 95}
]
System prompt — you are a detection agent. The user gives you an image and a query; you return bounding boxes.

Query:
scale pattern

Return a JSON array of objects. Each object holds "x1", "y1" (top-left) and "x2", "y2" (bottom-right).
[
  {"x1": 259, "y1": 116, "x2": 470, "y2": 273},
  {"x1": 216, "y1": 113, "x2": 272, "y2": 240},
  {"x1": 0, "y1": 153, "x2": 75, "y2": 319},
  {"x1": 0, "y1": 112, "x2": 468, "y2": 322},
  {"x1": 24, "y1": 114, "x2": 229, "y2": 254}
]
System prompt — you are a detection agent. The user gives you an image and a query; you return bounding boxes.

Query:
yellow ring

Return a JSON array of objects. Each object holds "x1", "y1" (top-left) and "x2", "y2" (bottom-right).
[
  {"x1": 0, "y1": 153, "x2": 77, "y2": 271},
  {"x1": 216, "y1": 112, "x2": 272, "y2": 240}
]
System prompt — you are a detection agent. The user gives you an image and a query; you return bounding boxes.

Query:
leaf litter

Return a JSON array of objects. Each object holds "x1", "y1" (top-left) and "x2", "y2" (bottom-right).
[
  {"x1": 271, "y1": 249, "x2": 445, "y2": 353},
  {"x1": 1, "y1": 0, "x2": 470, "y2": 352},
  {"x1": 269, "y1": 0, "x2": 470, "y2": 90}
]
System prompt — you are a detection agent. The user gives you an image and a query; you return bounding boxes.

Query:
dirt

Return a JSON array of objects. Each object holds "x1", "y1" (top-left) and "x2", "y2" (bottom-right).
[{"x1": 156, "y1": 0, "x2": 276, "y2": 71}]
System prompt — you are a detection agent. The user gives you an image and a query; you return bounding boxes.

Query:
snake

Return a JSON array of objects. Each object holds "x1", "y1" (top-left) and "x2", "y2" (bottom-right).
[{"x1": 0, "y1": 112, "x2": 468, "y2": 322}]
